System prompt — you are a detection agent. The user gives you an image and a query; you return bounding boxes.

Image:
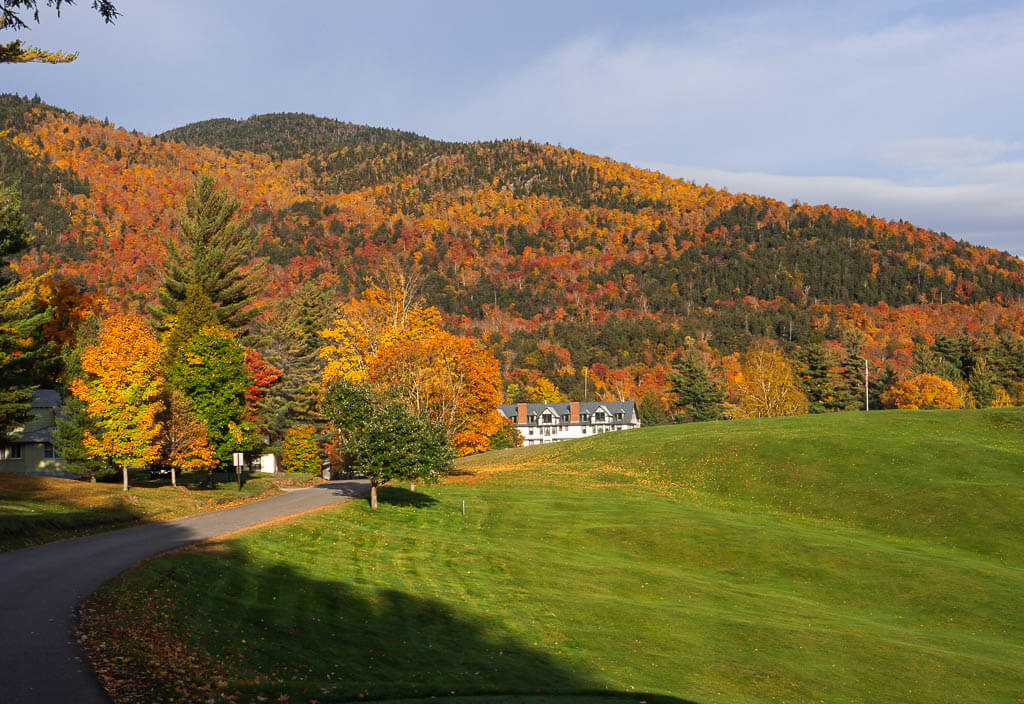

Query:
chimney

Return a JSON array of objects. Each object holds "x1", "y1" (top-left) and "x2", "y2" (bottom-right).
[
  {"x1": 517, "y1": 403, "x2": 528, "y2": 425},
  {"x1": 570, "y1": 401, "x2": 580, "y2": 423}
]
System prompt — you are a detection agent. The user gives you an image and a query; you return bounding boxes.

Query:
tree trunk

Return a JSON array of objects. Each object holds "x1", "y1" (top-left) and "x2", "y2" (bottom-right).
[
  {"x1": 171, "y1": 466, "x2": 177, "y2": 487},
  {"x1": 122, "y1": 466, "x2": 128, "y2": 492},
  {"x1": 370, "y1": 483, "x2": 378, "y2": 510}
]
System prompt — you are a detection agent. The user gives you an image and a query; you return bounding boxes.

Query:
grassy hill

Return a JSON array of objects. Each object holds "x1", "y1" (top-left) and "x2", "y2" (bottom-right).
[{"x1": 80, "y1": 410, "x2": 1024, "y2": 703}]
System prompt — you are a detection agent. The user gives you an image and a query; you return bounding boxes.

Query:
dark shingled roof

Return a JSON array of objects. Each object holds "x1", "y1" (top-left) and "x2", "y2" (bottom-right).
[
  {"x1": 30, "y1": 389, "x2": 62, "y2": 409},
  {"x1": 498, "y1": 401, "x2": 637, "y2": 417}
]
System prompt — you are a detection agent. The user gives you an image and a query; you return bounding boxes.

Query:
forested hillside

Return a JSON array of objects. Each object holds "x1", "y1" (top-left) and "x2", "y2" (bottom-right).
[{"x1": 3, "y1": 93, "x2": 1024, "y2": 426}]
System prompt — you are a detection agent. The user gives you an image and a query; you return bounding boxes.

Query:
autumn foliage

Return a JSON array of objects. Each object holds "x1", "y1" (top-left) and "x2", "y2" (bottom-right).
[
  {"x1": 728, "y1": 344, "x2": 810, "y2": 418},
  {"x1": 71, "y1": 313, "x2": 163, "y2": 488},
  {"x1": 881, "y1": 374, "x2": 964, "y2": 410},
  {"x1": 280, "y1": 425, "x2": 321, "y2": 474}
]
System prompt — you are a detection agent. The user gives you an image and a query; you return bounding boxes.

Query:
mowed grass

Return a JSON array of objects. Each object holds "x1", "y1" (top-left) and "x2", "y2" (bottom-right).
[
  {"x1": 0, "y1": 471, "x2": 317, "y2": 552},
  {"x1": 82, "y1": 409, "x2": 1024, "y2": 704}
]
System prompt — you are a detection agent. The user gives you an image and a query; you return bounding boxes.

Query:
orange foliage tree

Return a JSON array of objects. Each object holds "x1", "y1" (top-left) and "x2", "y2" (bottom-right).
[
  {"x1": 368, "y1": 330, "x2": 504, "y2": 455},
  {"x1": 71, "y1": 312, "x2": 163, "y2": 490},
  {"x1": 880, "y1": 373, "x2": 963, "y2": 410},
  {"x1": 158, "y1": 388, "x2": 216, "y2": 486}
]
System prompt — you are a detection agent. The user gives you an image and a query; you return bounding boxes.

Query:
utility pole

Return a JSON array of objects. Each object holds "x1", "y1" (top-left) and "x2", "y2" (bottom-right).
[{"x1": 864, "y1": 358, "x2": 870, "y2": 412}]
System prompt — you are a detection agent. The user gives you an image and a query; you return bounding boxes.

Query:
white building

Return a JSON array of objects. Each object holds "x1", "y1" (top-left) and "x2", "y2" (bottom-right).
[{"x1": 498, "y1": 401, "x2": 640, "y2": 446}]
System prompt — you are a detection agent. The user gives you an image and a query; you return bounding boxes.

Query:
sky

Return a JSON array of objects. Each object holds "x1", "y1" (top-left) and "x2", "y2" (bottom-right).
[{"x1": 2, "y1": 0, "x2": 1022, "y2": 254}]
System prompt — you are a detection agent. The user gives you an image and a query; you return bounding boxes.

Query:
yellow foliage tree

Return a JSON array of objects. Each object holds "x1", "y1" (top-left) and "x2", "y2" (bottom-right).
[
  {"x1": 880, "y1": 373, "x2": 963, "y2": 410},
  {"x1": 991, "y1": 386, "x2": 1013, "y2": 408},
  {"x1": 71, "y1": 312, "x2": 163, "y2": 491},
  {"x1": 729, "y1": 344, "x2": 809, "y2": 418},
  {"x1": 321, "y1": 270, "x2": 441, "y2": 385},
  {"x1": 527, "y1": 376, "x2": 567, "y2": 403}
]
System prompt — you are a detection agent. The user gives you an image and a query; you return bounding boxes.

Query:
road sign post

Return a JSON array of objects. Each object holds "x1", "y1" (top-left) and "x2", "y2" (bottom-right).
[{"x1": 233, "y1": 452, "x2": 244, "y2": 491}]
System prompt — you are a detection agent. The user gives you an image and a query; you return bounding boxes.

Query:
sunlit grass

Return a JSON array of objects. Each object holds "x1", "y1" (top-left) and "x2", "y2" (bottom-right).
[{"x1": 83, "y1": 409, "x2": 1024, "y2": 703}]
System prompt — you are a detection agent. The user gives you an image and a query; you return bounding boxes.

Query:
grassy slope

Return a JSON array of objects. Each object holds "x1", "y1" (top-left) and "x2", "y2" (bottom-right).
[
  {"x1": 0, "y1": 471, "x2": 318, "y2": 552},
  {"x1": 81, "y1": 410, "x2": 1024, "y2": 704}
]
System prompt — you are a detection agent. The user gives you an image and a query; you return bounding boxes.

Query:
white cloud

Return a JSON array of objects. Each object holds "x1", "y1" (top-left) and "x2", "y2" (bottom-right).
[{"x1": 425, "y1": 4, "x2": 1024, "y2": 255}]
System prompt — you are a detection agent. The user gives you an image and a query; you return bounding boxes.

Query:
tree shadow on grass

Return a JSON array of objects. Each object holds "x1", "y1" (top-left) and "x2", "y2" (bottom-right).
[
  {"x1": 376, "y1": 485, "x2": 439, "y2": 508},
  {"x1": 88, "y1": 541, "x2": 703, "y2": 704}
]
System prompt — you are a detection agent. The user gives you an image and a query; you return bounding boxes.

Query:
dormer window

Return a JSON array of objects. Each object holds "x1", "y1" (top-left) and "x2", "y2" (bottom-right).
[
  {"x1": 615, "y1": 412, "x2": 624, "y2": 421},
  {"x1": 581, "y1": 413, "x2": 590, "y2": 422},
  {"x1": 528, "y1": 415, "x2": 537, "y2": 423},
  {"x1": 542, "y1": 413, "x2": 552, "y2": 423},
  {"x1": 562, "y1": 414, "x2": 570, "y2": 422},
  {"x1": 509, "y1": 414, "x2": 518, "y2": 423},
  {"x1": 595, "y1": 412, "x2": 606, "y2": 422}
]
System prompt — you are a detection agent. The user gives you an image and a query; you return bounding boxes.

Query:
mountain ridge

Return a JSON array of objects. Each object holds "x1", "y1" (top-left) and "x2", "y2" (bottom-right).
[{"x1": 4, "y1": 93, "x2": 1024, "y2": 411}]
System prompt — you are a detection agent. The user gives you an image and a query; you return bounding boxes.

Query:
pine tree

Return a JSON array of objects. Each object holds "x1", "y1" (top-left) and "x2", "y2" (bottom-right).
[
  {"x1": 152, "y1": 175, "x2": 264, "y2": 332},
  {"x1": 160, "y1": 284, "x2": 216, "y2": 367},
  {"x1": 987, "y1": 334, "x2": 1024, "y2": 390},
  {"x1": 794, "y1": 344, "x2": 832, "y2": 413},
  {"x1": 53, "y1": 395, "x2": 112, "y2": 481},
  {"x1": 0, "y1": 182, "x2": 52, "y2": 440},
  {"x1": 967, "y1": 358, "x2": 997, "y2": 408},
  {"x1": 669, "y1": 351, "x2": 725, "y2": 422},
  {"x1": 249, "y1": 297, "x2": 324, "y2": 443}
]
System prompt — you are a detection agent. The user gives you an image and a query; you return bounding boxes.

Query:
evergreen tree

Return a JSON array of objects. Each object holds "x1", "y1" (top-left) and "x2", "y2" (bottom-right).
[
  {"x1": 987, "y1": 334, "x2": 1024, "y2": 391},
  {"x1": 160, "y1": 284, "x2": 216, "y2": 367},
  {"x1": 967, "y1": 358, "x2": 997, "y2": 408},
  {"x1": 250, "y1": 295, "x2": 324, "y2": 443},
  {"x1": 832, "y1": 353, "x2": 868, "y2": 411},
  {"x1": 293, "y1": 281, "x2": 327, "y2": 351},
  {"x1": 794, "y1": 344, "x2": 832, "y2": 413},
  {"x1": 638, "y1": 391, "x2": 671, "y2": 425},
  {"x1": 669, "y1": 351, "x2": 725, "y2": 422},
  {"x1": 0, "y1": 181, "x2": 51, "y2": 440},
  {"x1": 152, "y1": 175, "x2": 264, "y2": 332},
  {"x1": 868, "y1": 364, "x2": 897, "y2": 411},
  {"x1": 53, "y1": 395, "x2": 112, "y2": 481},
  {"x1": 912, "y1": 343, "x2": 962, "y2": 382}
]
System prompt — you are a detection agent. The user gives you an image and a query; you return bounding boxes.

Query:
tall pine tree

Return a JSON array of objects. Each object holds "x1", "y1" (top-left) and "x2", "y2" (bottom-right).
[
  {"x1": 669, "y1": 351, "x2": 725, "y2": 422},
  {"x1": 0, "y1": 182, "x2": 51, "y2": 440},
  {"x1": 152, "y1": 175, "x2": 264, "y2": 332}
]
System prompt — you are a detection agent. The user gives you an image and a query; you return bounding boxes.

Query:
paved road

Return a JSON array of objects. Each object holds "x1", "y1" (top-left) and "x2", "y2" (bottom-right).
[{"x1": 0, "y1": 479, "x2": 369, "y2": 704}]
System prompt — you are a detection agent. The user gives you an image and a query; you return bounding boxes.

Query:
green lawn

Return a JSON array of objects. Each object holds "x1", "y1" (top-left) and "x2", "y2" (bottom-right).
[
  {"x1": 0, "y1": 470, "x2": 318, "y2": 552},
  {"x1": 81, "y1": 409, "x2": 1024, "y2": 704}
]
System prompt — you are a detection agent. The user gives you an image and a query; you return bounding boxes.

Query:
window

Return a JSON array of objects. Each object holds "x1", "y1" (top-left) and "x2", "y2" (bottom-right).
[
  {"x1": 595, "y1": 412, "x2": 606, "y2": 422},
  {"x1": 542, "y1": 413, "x2": 552, "y2": 423},
  {"x1": 615, "y1": 412, "x2": 624, "y2": 421},
  {"x1": 562, "y1": 414, "x2": 570, "y2": 422},
  {"x1": 509, "y1": 414, "x2": 518, "y2": 423},
  {"x1": 581, "y1": 413, "x2": 590, "y2": 422},
  {"x1": 528, "y1": 428, "x2": 534, "y2": 436},
  {"x1": 44, "y1": 443, "x2": 58, "y2": 459},
  {"x1": 528, "y1": 415, "x2": 537, "y2": 423},
  {"x1": 582, "y1": 428, "x2": 588, "y2": 434},
  {"x1": 7, "y1": 444, "x2": 22, "y2": 460}
]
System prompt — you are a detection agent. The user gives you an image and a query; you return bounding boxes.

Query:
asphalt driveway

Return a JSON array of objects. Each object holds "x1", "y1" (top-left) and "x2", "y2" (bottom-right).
[{"x1": 0, "y1": 479, "x2": 369, "y2": 703}]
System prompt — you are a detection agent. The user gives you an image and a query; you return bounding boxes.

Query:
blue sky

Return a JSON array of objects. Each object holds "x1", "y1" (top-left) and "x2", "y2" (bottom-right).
[{"x1": 2, "y1": 0, "x2": 1022, "y2": 254}]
